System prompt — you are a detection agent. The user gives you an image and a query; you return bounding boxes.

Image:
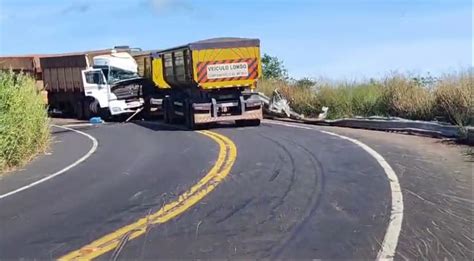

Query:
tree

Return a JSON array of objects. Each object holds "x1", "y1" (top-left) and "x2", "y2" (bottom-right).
[
  {"x1": 295, "y1": 77, "x2": 316, "y2": 88},
  {"x1": 261, "y1": 53, "x2": 288, "y2": 80}
]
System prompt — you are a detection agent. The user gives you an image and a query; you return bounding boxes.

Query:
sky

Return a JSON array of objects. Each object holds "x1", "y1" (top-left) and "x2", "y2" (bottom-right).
[{"x1": 0, "y1": 0, "x2": 472, "y2": 79}]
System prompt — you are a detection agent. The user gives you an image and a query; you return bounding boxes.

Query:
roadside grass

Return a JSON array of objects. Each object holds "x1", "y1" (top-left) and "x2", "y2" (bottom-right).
[
  {"x1": 433, "y1": 70, "x2": 473, "y2": 126},
  {"x1": 0, "y1": 71, "x2": 50, "y2": 173},
  {"x1": 258, "y1": 69, "x2": 473, "y2": 124}
]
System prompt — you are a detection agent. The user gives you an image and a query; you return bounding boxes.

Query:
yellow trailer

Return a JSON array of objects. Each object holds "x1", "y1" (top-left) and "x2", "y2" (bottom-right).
[{"x1": 141, "y1": 37, "x2": 263, "y2": 128}]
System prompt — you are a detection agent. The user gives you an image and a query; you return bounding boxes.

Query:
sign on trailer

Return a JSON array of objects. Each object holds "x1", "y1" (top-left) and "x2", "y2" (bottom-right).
[{"x1": 206, "y1": 62, "x2": 249, "y2": 79}]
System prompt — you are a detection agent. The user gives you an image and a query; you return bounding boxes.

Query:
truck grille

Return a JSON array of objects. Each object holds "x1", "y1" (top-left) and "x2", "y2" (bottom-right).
[{"x1": 111, "y1": 78, "x2": 143, "y2": 100}]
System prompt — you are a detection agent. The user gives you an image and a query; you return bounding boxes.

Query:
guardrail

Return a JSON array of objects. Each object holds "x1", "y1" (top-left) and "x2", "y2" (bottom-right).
[
  {"x1": 465, "y1": 127, "x2": 474, "y2": 145},
  {"x1": 259, "y1": 91, "x2": 473, "y2": 145},
  {"x1": 267, "y1": 115, "x2": 473, "y2": 145}
]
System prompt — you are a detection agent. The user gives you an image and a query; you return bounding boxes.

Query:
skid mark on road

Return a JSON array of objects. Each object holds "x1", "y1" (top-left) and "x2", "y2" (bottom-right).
[
  {"x1": 260, "y1": 134, "x2": 325, "y2": 260},
  {"x1": 0, "y1": 125, "x2": 98, "y2": 200},
  {"x1": 59, "y1": 130, "x2": 237, "y2": 260},
  {"x1": 257, "y1": 134, "x2": 297, "y2": 216},
  {"x1": 265, "y1": 135, "x2": 324, "y2": 258},
  {"x1": 264, "y1": 120, "x2": 404, "y2": 260}
]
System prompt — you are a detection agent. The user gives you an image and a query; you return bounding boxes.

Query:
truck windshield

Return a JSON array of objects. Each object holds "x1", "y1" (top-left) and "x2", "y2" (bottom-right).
[
  {"x1": 109, "y1": 67, "x2": 138, "y2": 83},
  {"x1": 94, "y1": 66, "x2": 138, "y2": 84}
]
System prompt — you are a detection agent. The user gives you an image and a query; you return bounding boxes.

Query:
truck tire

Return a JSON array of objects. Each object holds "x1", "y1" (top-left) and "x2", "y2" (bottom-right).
[
  {"x1": 142, "y1": 95, "x2": 152, "y2": 120},
  {"x1": 76, "y1": 101, "x2": 85, "y2": 120},
  {"x1": 83, "y1": 99, "x2": 92, "y2": 120},
  {"x1": 247, "y1": 119, "x2": 261, "y2": 126},
  {"x1": 184, "y1": 100, "x2": 196, "y2": 130},
  {"x1": 163, "y1": 98, "x2": 170, "y2": 124},
  {"x1": 236, "y1": 119, "x2": 261, "y2": 127},
  {"x1": 99, "y1": 108, "x2": 111, "y2": 121}
]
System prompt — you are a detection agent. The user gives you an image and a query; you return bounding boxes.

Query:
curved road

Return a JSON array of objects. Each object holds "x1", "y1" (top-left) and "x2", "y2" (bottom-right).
[{"x1": 0, "y1": 120, "x2": 471, "y2": 259}]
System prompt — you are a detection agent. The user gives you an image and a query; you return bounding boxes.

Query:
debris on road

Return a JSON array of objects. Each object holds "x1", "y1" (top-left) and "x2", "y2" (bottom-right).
[
  {"x1": 89, "y1": 117, "x2": 104, "y2": 124},
  {"x1": 125, "y1": 107, "x2": 144, "y2": 122}
]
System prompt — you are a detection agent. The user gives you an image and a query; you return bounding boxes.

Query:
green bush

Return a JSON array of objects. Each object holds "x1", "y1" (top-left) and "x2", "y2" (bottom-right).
[
  {"x1": 0, "y1": 71, "x2": 50, "y2": 172},
  {"x1": 316, "y1": 84, "x2": 352, "y2": 119},
  {"x1": 350, "y1": 82, "x2": 387, "y2": 117},
  {"x1": 313, "y1": 82, "x2": 385, "y2": 119}
]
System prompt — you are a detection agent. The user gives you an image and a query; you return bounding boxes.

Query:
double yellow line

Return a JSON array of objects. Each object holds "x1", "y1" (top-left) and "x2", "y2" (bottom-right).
[{"x1": 59, "y1": 130, "x2": 237, "y2": 260}]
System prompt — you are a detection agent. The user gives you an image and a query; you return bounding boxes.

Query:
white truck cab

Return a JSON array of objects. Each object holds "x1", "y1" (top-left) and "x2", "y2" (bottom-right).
[{"x1": 81, "y1": 52, "x2": 144, "y2": 116}]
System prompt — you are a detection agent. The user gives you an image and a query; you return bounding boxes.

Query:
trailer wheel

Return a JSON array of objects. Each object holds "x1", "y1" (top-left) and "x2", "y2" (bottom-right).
[{"x1": 184, "y1": 100, "x2": 196, "y2": 130}]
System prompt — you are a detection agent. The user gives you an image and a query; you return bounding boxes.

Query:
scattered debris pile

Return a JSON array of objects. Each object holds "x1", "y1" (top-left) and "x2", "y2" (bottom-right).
[{"x1": 259, "y1": 90, "x2": 328, "y2": 120}]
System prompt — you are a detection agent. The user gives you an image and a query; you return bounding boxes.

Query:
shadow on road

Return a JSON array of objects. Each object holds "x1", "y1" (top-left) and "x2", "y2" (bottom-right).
[{"x1": 131, "y1": 119, "x2": 246, "y2": 132}]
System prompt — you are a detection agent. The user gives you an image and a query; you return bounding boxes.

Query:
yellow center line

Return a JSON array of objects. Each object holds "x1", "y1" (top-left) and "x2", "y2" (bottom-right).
[{"x1": 59, "y1": 130, "x2": 237, "y2": 260}]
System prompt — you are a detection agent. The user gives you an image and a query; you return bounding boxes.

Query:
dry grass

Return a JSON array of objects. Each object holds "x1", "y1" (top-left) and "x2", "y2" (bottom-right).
[
  {"x1": 258, "y1": 69, "x2": 473, "y2": 124},
  {"x1": 381, "y1": 74, "x2": 434, "y2": 120},
  {"x1": 0, "y1": 71, "x2": 50, "y2": 173},
  {"x1": 433, "y1": 70, "x2": 473, "y2": 126}
]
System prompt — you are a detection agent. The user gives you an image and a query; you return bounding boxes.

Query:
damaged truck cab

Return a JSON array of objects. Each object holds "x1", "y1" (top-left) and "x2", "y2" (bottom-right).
[
  {"x1": 85, "y1": 53, "x2": 144, "y2": 116},
  {"x1": 41, "y1": 50, "x2": 144, "y2": 119}
]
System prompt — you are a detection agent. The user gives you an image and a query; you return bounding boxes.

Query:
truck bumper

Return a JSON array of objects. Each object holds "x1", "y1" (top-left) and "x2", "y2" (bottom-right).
[
  {"x1": 193, "y1": 108, "x2": 262, "y2": 124},
  {"x1": 109, "y1": 99, "x2": 144, "y2": 115},
  {"x1": 192, "y1": 94, "x2": 263, "y2": 124},
  {"x1": 148, "y1": 98, "x2": 164, "y2": 116}
]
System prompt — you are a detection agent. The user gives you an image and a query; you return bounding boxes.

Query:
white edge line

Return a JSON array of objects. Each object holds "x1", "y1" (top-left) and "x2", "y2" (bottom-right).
[
  {"x1": 0, "y1": 124, "x2": 98, "y2": 200},
  {"x1": 264, "y1": 120, "x2": 404, "y2": 260},
  {"x1": 60, "y1": 123, "x2": 94, "y2": 128}
]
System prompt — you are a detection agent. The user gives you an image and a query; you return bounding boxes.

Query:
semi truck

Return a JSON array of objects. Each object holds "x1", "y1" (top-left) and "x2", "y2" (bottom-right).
[
  {"x1": 134, "y1": 37, "x2": 263, "y2": 129},
  {"x1": 40, "y1": 48, "x2": 145, "y2": 119}
]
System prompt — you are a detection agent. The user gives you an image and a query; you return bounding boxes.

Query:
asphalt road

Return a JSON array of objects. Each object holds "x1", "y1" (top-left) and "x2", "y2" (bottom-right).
[{"x1": 0, "y1": 120, "x2": 471, "y2": 260}]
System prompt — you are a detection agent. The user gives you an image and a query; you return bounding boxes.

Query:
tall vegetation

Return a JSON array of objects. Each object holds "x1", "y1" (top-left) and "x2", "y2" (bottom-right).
[
  {"x1": 259, "y1": 54, "x2": 472, "y2": 125},
  {"x1": 0, "y1": 71, "x2": 50, "y2": 172}
]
